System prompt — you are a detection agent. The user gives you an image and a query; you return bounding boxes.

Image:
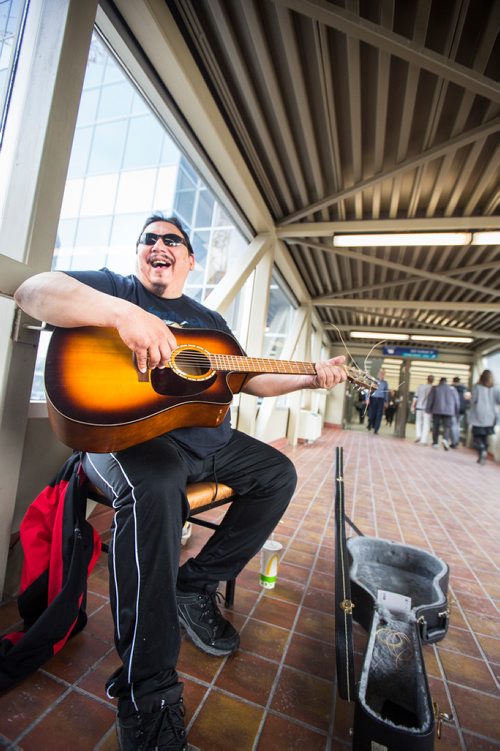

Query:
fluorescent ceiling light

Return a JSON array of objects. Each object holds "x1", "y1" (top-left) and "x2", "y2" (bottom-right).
[
  {"x1": 351, "y1": 331, "x2": 409, "y2": 340},
  {"x1": 411, "y1": 362, "x2": 470, "y2": 370},
  {"x1": 333, "y1": 232, "x2": 471, "y2": 247},
  {"x1": 410, "y1": 334, "x2": 474, "y2": 343},
  {"x1": 471, "y1": 231, "x2": 500, "y2": 245}
]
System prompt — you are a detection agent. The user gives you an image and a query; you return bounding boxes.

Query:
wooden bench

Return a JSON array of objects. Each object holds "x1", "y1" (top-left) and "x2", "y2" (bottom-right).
[{"x1": 87, "y1": 480, "x2": 238, "y2": 606}]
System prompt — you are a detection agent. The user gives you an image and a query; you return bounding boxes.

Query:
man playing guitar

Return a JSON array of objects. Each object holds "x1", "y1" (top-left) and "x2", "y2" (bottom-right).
[{"x1": 14, "y1": 213, "x2": 347, "y2": 751}]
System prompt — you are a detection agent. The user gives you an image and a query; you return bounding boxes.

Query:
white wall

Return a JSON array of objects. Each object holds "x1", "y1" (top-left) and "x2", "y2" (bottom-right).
[{"x1": 325, "y1": 381, "x2": 347, "y2": 425}]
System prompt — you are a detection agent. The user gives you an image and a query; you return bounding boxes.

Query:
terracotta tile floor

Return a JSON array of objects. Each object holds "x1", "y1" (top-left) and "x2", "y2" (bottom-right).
[{"x1": 1, "y1": 426, "x2": 499, "y2": 750}]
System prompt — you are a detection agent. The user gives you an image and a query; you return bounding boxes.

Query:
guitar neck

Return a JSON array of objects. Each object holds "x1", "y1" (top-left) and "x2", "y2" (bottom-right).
[
  {"x1": 208, "y1": 354, "x2": 317, "y2": 376},
  {"x1": 172, "y1": 343, "x2": 376, "y2": 390},
  {"x1": 207, "y1": 355, "x2": 370, "y2": 391}
]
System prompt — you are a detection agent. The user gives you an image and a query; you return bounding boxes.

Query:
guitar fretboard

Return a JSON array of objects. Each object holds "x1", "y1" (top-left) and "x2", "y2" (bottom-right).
[{"x1": 208, "y1": 354, "x2": 317, "y2": 375}]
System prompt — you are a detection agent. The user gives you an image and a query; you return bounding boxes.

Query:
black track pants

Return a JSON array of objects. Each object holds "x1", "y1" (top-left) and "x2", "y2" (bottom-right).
[
  {"x1": 82, "y1": 429, "x2": 297, "y2": 708},
  {"x1": 431, "y1": 414, "x2": 452, "y2": 445}
]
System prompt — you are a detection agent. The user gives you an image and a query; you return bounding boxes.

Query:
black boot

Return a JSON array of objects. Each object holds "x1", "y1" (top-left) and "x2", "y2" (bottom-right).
[
  {"x1": 116, "y1": 683, "x2": 187, "y2": 750},
  {"x1": 177, "y1": 589, "x2": 240, "y2": 656}
]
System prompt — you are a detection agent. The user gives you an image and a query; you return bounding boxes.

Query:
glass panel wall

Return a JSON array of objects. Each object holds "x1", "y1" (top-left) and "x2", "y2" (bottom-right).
[
  {"x1": 263, "y1": 270, "x2": 297, "y2": 360},
  {"x1": 262, "y1": 269, "x2": 298, "y2": 408}
]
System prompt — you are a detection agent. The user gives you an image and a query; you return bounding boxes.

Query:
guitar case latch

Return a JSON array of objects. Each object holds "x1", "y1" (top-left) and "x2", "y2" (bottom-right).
[{"x1": 433, "y1": 701, "x2": 454, "y2": 739}]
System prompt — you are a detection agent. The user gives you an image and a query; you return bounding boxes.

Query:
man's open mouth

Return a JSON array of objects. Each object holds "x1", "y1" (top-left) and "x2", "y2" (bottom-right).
[{"x1": 150, "y1": 256, "x2": 173, "y2": 269}]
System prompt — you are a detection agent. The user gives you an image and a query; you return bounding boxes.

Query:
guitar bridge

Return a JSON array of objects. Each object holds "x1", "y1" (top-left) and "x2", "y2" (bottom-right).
[{"x1": 133, "y1": 354, "x2": 150, "y2": 382}]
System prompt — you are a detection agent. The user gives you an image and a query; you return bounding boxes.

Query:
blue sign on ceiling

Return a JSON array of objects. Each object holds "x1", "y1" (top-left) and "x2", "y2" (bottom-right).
[{"x1": 383, "y1": 346, "x2": 439, "y2": 359}]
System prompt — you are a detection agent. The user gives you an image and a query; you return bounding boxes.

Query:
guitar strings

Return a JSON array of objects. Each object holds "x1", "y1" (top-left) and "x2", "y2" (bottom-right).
[
  {"x1": 169, "y1": 352, "x2": 373, "y2": 384},
  {"x1": 327, "y1": 324, "x2": 380, "y2": 418},
  {"x1": 172, "y1": 353, "x2": 316, "y2": 371},
  {"x1": 164, "y1": 339, "x2": 378, "y2": 389},
  {"x1": 171, "y1": 352, "x2": 313, "y2": 364},
  {"x1": 375, "y1": 626, "x2": 413, "y2": 668},
  {"x1": 327, "y1": 328, "x2": 407, "y2": 408},
  {"x1": 328, "y1": 323, "x2": 362, "y2": 371}
]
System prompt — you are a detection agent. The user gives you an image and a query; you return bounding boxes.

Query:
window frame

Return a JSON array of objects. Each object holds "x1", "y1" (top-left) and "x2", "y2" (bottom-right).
[{"x1": 0, "y1": 0, "x2": 30, "y2": 149}]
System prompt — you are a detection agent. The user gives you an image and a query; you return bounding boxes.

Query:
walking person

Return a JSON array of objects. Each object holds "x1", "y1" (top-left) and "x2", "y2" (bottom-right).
[
  {"x1": 384, "y1": 390, "x2": 399, "y2": 426},
  {"x1": 410, "y1": 375, "x2": 434, "y2": 444},
  {"x1": 469, "y1": 369, "x2": 500, "y2": 465},
  {"x1": 355, "y1": 389, "x2": 369, "y2": 424},
  {"x1": 367, "y1": 369, "x2": 389, "y2": 434},
  {"x1": 450, "y1": 376, "x2": 468, "y2": 447},
  {"x1": 426, "y1": 377, "x2": 459, "y2": 450}
]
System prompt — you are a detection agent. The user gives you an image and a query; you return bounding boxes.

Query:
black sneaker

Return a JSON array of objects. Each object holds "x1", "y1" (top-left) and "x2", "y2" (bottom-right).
[
  {"x1": 177, "y1": 589, "x2": 240, "y2": 656},
  {"x1": 116, "y1": 683, "x2": 187, "y2": 750}
]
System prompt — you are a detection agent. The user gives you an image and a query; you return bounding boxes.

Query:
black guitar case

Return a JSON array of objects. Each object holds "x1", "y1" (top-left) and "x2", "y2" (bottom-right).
[{"x1": 334, "y1": 447, "x2": 451, "y2": 750}]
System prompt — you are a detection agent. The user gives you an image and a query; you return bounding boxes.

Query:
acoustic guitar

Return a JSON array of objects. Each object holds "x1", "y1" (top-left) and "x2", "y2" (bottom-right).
[{"x1": 44, "y1": 326, "x2": 377, "y2": 453}]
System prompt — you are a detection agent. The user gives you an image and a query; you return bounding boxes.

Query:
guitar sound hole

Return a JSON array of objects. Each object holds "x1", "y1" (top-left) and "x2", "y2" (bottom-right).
[{"x1": 174, "y1": 348, "x2": 211, "y2": 379}]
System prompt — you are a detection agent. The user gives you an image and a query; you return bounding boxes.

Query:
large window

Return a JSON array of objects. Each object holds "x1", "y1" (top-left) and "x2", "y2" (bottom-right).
[
  {"x1": 52, "y1": 33, "x2": 246, "y2": 295},
  {"x1": 263, "y1": 270, "x2": 297, "y2": 360},
  {"x1": 31, "y1": 30, "x2": 247, "y2": 400},
  {"x1": 260, "y1": 270, "x2": 298, "y2": 408},
  {"x1": 0, "y1": 0, "x2": 28, "y2": 147}
]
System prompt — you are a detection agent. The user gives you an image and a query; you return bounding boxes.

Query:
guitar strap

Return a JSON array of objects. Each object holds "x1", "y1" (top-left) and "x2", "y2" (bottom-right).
[{"x1": 334, "y1": 446, "x2": 357, "y2": 702}]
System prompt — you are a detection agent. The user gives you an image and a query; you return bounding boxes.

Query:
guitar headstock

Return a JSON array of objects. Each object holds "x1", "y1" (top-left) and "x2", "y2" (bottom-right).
[{"x1": 344, "y1": 365, "x2": 379, "y2": 392}]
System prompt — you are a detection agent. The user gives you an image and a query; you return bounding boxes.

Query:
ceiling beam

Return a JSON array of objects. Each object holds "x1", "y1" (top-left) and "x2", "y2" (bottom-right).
[
  {"x1": 234, "y1": 1, "x2": 308, "y2": 211},
  {"x1": 292, "y1": 240, "x2": 500, "y2": 298},
  {"x1": 324, "y1": 324, "x2": 500, "y2": 341},
  {"x1": 201, "y1": 1, "x2": 296, "y2": 215},
  {"x1": 274, "y1": 0, "x2": 500, "y2": 103},
  {"x1": 204, "y1": 233, "x2": 273, "y2": 314},
  {"x1": 314, "y1": 298, "x2": 500, "y2": 312},
  {"x1": 279, "y1": 116, "x2": 500, "y2": 223},
  {"x1": 323, "y1": 306, "x2": 487, "y2": 337},
  {"x1": 277, "y1": 216, "x2": 500, "y2": 238},
  {"x1": 325, "y1": 259, "x2": 500, "y2": 298},
  {"x1": 321, "y1": 306, "x2": 478, "y2": 335}
]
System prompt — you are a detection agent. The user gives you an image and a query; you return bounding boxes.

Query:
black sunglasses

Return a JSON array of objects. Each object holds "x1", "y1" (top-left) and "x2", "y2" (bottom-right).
[{"x1": 138, "y1": 232, "x2": 188, "y2": 248}]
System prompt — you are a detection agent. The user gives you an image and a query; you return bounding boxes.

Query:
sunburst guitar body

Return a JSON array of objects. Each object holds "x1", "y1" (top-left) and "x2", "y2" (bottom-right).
[{"x1": 45, "y1": 326, "x2": 377, "y2": 453}]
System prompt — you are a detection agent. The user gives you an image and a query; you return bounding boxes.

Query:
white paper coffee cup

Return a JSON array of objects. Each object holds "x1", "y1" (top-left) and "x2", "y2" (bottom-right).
[{"x1": 260, "y1": 540, "x2": 283, "y2": 588}]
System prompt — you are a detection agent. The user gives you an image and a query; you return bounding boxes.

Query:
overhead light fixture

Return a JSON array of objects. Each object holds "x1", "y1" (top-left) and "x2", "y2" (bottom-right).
[
  {"x1": 333, "y1": 233, "x2": 471, "y2": 247},
  {"x1": 332, "y1": 231, "x2": 500, "y2": 247},
  {"x1": 471, "y1": 231, "x2": 500, "y2": 245},
  {"x1": 351, "y1": 331, "x2": 409, "y2": 340},
  {"x1": 410, "y1": 334, "x2": 474, "y2": 343}
]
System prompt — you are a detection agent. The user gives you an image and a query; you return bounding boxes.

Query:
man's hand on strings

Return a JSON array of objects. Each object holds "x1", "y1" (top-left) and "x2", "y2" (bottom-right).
[{"x1": 115, "y1": 308, "x2": 177, "y2": 373}]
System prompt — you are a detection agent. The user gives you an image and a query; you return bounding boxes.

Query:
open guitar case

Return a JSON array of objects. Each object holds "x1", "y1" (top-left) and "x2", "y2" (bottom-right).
[{"x1": 334, "y1": 447, "x2": 452, "y2": 750}]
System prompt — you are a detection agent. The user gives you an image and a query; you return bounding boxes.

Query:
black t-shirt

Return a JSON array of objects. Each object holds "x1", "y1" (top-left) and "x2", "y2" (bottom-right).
[{"x1": 65, "y1": 268, "x2": 236, "y2": 457}]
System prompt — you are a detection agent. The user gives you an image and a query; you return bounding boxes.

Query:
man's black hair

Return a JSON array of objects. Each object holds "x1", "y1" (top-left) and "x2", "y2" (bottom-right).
[{"x1": 136, "y1": 212, "x2": 194, "y2": 255}]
